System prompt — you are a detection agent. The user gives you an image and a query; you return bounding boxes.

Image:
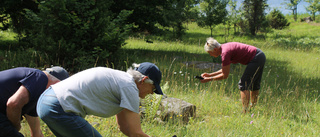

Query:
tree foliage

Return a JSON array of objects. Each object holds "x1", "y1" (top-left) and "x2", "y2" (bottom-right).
[
  {"x1": 110, "y1": 0, "x2": 199, "y2": 39},
  {"x1": 241, "y1": 0, "x2": 268, "y2": 35},
  {"x1": 23, "y1": 0, "x2": 132, "y2": 72},
  {"x1": 304, "y1": 0, "x2": 320, "y2": 21},
  {"x1": 197, "y1": 0, "x2": 228, "y2": 37},
  {"x1": 0, "y1": 0, "x2": 204, "y2": 71},
  {"x1": 163, "y1": 0, "x2": 200, "y2": 39},
  {"x1": 109, "y1": 0, "x2": 166, "y2": 33},
  {"x1": 267, "y1": 9, "x2": 290, "y2": 30},
  {"x1": 0, "y1": 0, "x2": 38, "y2": 37},
  {"x1": 226, "y1": 0, "x2": 241, "y2": 34},
  {"x1": 282, "y1": 0, "x2": 302, "y2": 21}
]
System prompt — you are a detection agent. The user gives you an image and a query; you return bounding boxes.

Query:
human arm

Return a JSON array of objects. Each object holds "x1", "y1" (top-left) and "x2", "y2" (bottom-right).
[
  {"x1": 6, "y1": 85, "x2": 30, "y2": 131},
  {"x1": 116, "y1": 109, "x2": 150, "y2": 137},
  {"x1": 201, "y1": 69, "x2": 223, "y2": 77},
  {"x1": 200, "y1": 64, "x2": 230, "y2": 83},
  {"x1": 25, "y1": 115, "x2": 44, "y2": 137}
]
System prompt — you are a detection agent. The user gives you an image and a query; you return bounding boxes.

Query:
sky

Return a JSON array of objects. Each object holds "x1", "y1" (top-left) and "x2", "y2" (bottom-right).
[
  {"x1": 233, "y1": 0, "x2": 310, "y2": 15},
  {"x1": 266, "y1": 0, "x2": 309, "y2": 15}
]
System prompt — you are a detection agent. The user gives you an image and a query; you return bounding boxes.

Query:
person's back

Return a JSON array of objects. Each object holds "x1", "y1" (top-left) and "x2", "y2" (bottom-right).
[
  {"x1": 221, "y1": 42, "x2": 257, "y2": 66},
  {"x1": 52, "y1": 67, "x2": 140, "y2": 118},
  {"x1": 37, "y1": 63, "x2": 162, "y2": 137},
  {"x1": 0, "y1": 66, "x2": 68, "y2": 137},
  {"x1": 0, "y1": 67, "x2": 48, "y2": 116}
]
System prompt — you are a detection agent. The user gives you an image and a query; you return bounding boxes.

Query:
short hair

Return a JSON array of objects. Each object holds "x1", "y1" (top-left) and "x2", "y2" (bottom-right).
[
  {"x1": 204, "y1": 37, "x2": 221, "y2": 52},
  {"x1": 127, "y1": 63, "x2": 153, "y2": 84}
]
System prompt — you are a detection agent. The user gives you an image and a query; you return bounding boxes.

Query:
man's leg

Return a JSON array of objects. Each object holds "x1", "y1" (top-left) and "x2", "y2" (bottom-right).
[
  {"x1": 0, "y1": 113, "x2": 24, "y2": 137},
  {"x1": 249, "y1": 48, "x2": 265, "y2": 110},
  {"x1": 240, "y1": 90, "x2": 250, "y2": 113},
  {"x1": 250, "y1": 90, "x2": 259, "y2": 109},
  {"x1": 37, "y1": 87, "x2": 102, "y2": 137}
]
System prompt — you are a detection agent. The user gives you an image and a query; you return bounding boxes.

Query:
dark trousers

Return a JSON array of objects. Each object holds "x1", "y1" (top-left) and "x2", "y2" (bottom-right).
[
  {"x1": 0, "y1": 113, "x2": 24, "y2": 137},
  {"x1": 238, "y1": 48, "x2": 266, "y2": 91}
]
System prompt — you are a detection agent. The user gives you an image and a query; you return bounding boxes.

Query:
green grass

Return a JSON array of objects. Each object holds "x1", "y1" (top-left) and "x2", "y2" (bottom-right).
[{"x1": 2, "y1": 20, "x2": 320, "y2": 136}]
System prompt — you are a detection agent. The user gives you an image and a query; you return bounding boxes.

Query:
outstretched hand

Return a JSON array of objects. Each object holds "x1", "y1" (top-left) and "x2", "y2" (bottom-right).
[{"x1": 200, "y1": 73, "x2": 213, "y2": 83}]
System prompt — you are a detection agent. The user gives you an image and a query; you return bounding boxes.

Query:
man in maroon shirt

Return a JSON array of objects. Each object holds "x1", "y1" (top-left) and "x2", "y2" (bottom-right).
[{"x1": 200, "y1": 37, "x2": 266, "y2": 113}]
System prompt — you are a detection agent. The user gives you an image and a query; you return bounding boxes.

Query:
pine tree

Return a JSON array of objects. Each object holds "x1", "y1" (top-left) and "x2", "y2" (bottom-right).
[{"x1": 242, "y1": 0, "x2": 268, "y2": 35}]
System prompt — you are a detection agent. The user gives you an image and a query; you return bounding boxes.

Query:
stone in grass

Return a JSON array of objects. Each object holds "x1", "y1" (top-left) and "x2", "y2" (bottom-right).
[
  {"x1": 158, "y1": 97, "x2": 196, "y2": 124},
  {"x1": 140, "y1": 95, "x2": 196, "y2": 124}
]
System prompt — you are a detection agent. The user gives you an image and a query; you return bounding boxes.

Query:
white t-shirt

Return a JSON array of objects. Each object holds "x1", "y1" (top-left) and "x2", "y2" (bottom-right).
[{"x1": 52, "y1": 67, "x2": 140, "y2": 118}]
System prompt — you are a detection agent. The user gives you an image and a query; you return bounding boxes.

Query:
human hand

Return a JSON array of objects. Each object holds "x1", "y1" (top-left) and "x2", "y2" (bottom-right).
[{"x1": 201, "y1": 73, "x2": 211, "y2": 77}]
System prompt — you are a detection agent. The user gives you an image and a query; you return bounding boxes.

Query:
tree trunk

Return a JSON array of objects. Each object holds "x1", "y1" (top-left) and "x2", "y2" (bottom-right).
[{"x1": 294, "y1": 5, "x2": 297, "y2": 21}]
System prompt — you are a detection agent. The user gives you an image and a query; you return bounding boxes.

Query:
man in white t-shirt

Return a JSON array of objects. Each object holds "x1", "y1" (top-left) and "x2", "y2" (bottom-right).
[{"x1": 37, "y1": 62, "x2": 163, "y2": 137}]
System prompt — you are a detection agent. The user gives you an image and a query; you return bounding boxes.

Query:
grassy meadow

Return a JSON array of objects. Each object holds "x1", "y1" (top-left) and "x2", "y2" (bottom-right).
[{"x1": 1, "y1": 16, "x2": 320, "y2": 136}]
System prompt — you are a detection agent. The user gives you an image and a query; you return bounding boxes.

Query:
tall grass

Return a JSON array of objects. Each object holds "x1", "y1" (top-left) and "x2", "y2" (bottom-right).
[{"x1": 2, "y1": 20, "x2": 320, "y2": 136}]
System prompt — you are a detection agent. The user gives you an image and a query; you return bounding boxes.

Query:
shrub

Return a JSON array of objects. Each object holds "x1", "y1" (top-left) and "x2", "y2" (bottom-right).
[
  {"x1": 267, "y1": 9, "x2": 290, "y2": 30},
  {"x1": 272, "y1": 37, "x2": 320, "y2": 52},
  {"x1": 24, "y1": 0, "x2": 132, "y2": 72}
]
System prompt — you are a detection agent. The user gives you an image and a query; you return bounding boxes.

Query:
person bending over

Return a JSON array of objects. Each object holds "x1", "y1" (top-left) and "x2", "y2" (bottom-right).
[
  {"x1": 37, "y1": 62, "x2": 163, "y2": 137},
  {"x1": 200, "y1": 37, "x2": 266, "y2": 113},
  {"x1": 0, "y1": 66, "x2": 69, "y2": 137}
]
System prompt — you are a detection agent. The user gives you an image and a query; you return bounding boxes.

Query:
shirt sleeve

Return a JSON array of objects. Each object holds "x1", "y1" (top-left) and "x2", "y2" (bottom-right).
[
  {"x1": 119, "y1": 86, "x2": 140, "y2": 113},
  {"x1": 221, "y1": 52, "x2": 231, "y2": 66},
  {"x1": 19, "y1": 70, "x2": 47, "y2": 101},
  {"x1": 19, "y1": 70, "x2": 48, "y2": 116}
]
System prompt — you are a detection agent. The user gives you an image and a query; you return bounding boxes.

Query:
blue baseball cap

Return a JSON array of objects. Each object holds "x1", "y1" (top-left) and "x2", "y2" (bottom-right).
[
  {"x1": 135, "y1": 62, "x2": 163, "y2": 95},
  {"x1": 45, "y1": 66, "x2": 69, "y2": 81}
]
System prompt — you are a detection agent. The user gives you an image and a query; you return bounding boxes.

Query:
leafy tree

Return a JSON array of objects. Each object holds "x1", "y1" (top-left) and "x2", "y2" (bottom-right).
[
  {"x1": 282, "y1": 0, "x2": 302, "y2": 21},
  {"x1": 184, "y1": 0, "x2": 200, "y2": 27},
  {"x1": 161, "y1": 0, "x2": 200, "y2": 39},
  {"x1": 226, "y1": 0, "x2": 241, "y2": 34},
  {"x1": 0, "y1": 0, "x2": 38, "y2": 38},
  {"x1": 267, "y1": 9, "x2": 290, "y2": 29},
  {"x1": 304, "y1": 0, "x2": 320, "y2": 21},
  {"x1": 241, "y1": 0, "x2": 268, "y2": 35},
  {"x1": 24, "y1": 0, "x2": 132, "y2": 72},
  {"x1": 109, "y1": 0, "x2": 167, "y2": 33},
  {"x1": 110, "y1": 0, "x2": 199, "y2": 39},
  {"x1": 197, "y1": 0, "x2": 228, "y2": 37}
]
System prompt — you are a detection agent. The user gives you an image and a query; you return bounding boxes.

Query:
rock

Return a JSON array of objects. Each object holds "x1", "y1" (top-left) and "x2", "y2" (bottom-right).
[
  {"x1": 301, "y1": 17, "x2": 313, "y2": 23},
  {"x1": 139, "y1": 96, "x2": 196, "y2": 124},
  {"x1": 158, "y1": 97, "x2": 196, "y2": 124}
]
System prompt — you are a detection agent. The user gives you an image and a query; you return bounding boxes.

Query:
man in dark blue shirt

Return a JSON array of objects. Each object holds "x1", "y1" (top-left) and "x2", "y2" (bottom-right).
[{"x1": 0, "y1": 66, "x2": 69, "y2": 137}]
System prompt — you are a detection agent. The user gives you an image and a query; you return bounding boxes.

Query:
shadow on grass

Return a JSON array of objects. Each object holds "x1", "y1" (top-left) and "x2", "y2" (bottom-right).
[{"x1": 148, "y1": 31, "x2": 268, "y2": 46}]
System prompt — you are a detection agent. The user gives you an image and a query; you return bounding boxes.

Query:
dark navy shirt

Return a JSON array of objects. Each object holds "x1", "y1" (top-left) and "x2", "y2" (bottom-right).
[{"x1": 0, "y1": 67, "x2": 48, "y2": 117}]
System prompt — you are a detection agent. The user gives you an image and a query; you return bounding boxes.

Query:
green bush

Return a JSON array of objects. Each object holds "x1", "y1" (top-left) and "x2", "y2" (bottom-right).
[
  {"x1": 24, "y1": 0, "x2": 132, "y2": 72},
  {"x1": 272, "y1": 37, "x2": 320, "y2": 52},
  {"x1": 267, "y1": 9, "x2": 290, "y2": 30}
]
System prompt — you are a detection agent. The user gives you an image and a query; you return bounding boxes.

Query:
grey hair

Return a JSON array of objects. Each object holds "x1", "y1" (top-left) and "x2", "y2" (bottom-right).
[
  {"x1": 127, "y1": 63, "x2": 153, "y2": 84},
  {"x1": 204, "y1": 37, "x2": 221, "y2": 52}
]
